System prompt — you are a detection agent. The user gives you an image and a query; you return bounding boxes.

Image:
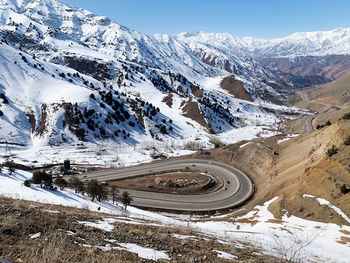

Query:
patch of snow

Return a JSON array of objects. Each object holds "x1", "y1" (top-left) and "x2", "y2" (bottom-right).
[
  {"x1": 30, "y1": 232, "x2": 41, "y2": 239},
  {"x1": 214, "y1": 250, "x2": 238, "y2": 260},
  {"x1": 45, "y1": 209, "x2": 60, "y2": 214},
  {"x1": 77, "y1": 218, "x2": 116, "y2": 232},
  {"x1": 0, "y1": 169, "x2": 184, "y2": 226},
  {"x1": 116, "y1": 243, "x2": 170, "y2": 261},
  {"x1": 217, "y1": 239, "x2": 230, "y2": 245},
  {"x1": 171, "y1": 233, "x2": 197, "y2": 240},
  {"x1": 240, "y1": 142, "x2": 251, "y2": 148},
  {"x1": 277, "y1": 134, "x2": 299, "y2": 144},
  {"x1": 195, "y1": 197, "x2": 350, "y2": 263},
  {"x1": 66, "y1": 230, "x2": 76, "y2": 236},
  {"x1": 97, "y1": 245, "x2": 112, "y2": 252},
  {"x1": 95, "y1": 243, "x2": 170, "y2": 261}
]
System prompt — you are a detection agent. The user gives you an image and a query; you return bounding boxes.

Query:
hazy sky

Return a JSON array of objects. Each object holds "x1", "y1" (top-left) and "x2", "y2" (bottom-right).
[{"x1": 63, "y1": 0, "x2": 350, "y2": 39}]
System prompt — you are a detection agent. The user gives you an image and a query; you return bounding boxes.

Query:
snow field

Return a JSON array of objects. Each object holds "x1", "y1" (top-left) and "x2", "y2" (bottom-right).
[{"x1": 1, "y1": 169, "x2": 350, "y2": 262}]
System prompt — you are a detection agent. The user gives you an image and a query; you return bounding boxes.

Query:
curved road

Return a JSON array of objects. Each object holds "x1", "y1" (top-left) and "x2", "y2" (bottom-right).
[{"x1": 81, "y1": 159, "x2": 254, "y2": 212}]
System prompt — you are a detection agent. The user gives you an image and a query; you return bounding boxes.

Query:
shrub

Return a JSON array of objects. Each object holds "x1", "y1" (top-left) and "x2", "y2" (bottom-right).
[
  {"x1": 184, "y1": 141, "x2": 202, "y2": 151},
  {"x1": 68, "y1": 177, "x2": 85, "y2": 194},
  {"x1": 32, "y1": 170, "x2": 52, "y2": 187},
  {"x1": 120, "y1": 191, "x2": 133, "y2": 210},
  {"x1": 8, "y1": 166, "x2": 15, "y2": 175},
  {"x1": 109, "y1": 186, "x2": 119, "y2": 204},
  {"x1": 86, "y1": 179, "x2": 107, "y2": 202},
  {"x1": 327, "y1": 145, "x2": 338, "y2": 157},
  {"x1": 32, "y1": 171, "x2": 46, "y2": 184},
  {"x1": 160, "y1": 125, "x2": 167, "y2": 134},
  {"x1": 344, "y1": 136, "x2": 350, "y2": 146},
  {"x1": 317, "y1": 120, "x2": 332, "y2": 130},
  {"x1": 1, "y1": 93, "x2": 9, "y2": 104},
  {"x1": 340, "y1": 184, "x2": 350, "y2": 194},
  {"x1": 209, "y1": 136, "x2": 225, "y2": 149},
  {"x1": 54, "y1": 176, "x2": 68, "y2": 190},
  {"x1": 342, "y1": 112, "x2": 350, "y2": 120},
  {"x1": 5, "y1": 160, "x2": 16, "y2": 175},
  {"x1": 24, "y1": 180, "x2": 31, "y2": 187}
]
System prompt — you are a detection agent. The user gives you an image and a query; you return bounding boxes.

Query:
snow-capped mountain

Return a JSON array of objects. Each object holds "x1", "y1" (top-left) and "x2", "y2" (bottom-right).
[
  {"x1": 243, "y1": 27, "x2": 350, "y2": 58},
  {"x1": 178, "y1": 28, "x2": 350, "y2": 80},
  {"x1": 0, "y1": 0, "x2": 287, "y2": 96},
  {"x1": 178, "y1": 28, "x2": 350, "y2": 59},
  {"x1": 0, "y1": 0, "x2": 339, "y2": 151}
]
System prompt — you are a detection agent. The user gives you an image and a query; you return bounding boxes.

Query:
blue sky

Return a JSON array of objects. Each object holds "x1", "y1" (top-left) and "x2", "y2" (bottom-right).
[{"x1": 63, "y1": 0, "x2": 350, "y2": 39}]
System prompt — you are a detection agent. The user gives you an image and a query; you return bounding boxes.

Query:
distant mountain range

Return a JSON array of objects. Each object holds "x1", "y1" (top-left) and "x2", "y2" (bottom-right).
[
  {"x1": 177, "y1": 28, "x2": 350, "y2": 80},
  {"x1": 0, "y1": 0, "x2": 348, "y2": 148}
]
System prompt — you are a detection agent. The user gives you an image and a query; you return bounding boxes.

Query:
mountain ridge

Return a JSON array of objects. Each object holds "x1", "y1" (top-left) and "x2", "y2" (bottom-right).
[
  {"x1": 0, "y1": 0, "x2": 343, "y2": 151},
  {"x1": 175, "y1": 27, "x2": 350, "y2": 58}
]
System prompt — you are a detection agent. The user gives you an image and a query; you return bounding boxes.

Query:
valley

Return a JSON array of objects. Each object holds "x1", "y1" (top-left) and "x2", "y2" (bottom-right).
[{"x1": 0, "y1": 0, "x2": 350, "y2": 262}]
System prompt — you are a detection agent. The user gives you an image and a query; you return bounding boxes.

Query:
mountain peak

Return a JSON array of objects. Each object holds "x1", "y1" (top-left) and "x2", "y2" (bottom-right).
[{"x1": 1, "y1": 0, "x2": 58, "y2": 9}]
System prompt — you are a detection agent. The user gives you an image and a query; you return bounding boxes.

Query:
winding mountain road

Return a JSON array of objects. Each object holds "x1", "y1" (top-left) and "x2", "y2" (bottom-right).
[{"x1": 81, "y1": 159, "x2": 254, "y2": 212}]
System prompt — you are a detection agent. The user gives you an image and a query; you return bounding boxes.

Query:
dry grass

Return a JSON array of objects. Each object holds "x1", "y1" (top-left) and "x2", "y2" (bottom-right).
[{"x1": 0, "y1": 197, "x2": 285, "y2": 263}]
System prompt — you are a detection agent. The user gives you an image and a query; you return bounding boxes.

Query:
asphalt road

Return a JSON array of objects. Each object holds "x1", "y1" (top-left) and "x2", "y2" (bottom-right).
[
  {"x1": 305, "y1": 116, "x2": 315, "y2": 132},
  {"x1": 80, "y1": 159, "x2": 253, "y2": 212}
]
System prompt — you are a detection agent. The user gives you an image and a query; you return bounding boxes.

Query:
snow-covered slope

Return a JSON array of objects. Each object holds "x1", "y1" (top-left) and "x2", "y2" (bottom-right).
[
  {"x1": 178, "y1": 28, "x2": 350, "y2": 59},
  {"x1": 1, "y1": 168, "x2": 350, "y2": 263},
  {"x1": 2, "y1": 0, "x2": 344, "y2": 153},
  {"x1": 242, "y1": 27, "x2": 350, "y2": 58},
  {"x1": 0, "y1": 0, "x2": 304, "y2": 151},
  {"x1": 0, "y1": 0, "x2": 219, "y2": 80},
  {"x1": 175, "y1": 32, "x2": 287, "y2": 99},
  {"x1": 176, "y1": 28, "x2": 350, "y2": 82}
]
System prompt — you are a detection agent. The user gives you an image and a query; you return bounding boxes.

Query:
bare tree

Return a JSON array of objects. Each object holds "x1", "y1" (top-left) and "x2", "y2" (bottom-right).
[
  {"x1": 272, "y1": 229, "x2": 321, "y2": 263},
  {"x1": 109, "y1": 185, "x2": 119, "y2": 204}
]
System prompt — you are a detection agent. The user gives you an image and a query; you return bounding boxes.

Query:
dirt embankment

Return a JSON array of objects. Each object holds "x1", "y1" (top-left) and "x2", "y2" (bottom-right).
[
  {"x1": 182, "y1": 99, "x2": 212, "y2": 133},
  {"x1": 162, "y1": 93, "x2": 173, "y2": 108},
  {"x1": 220, "y1": 76, "x2": 253, "y2": 102},
  {"x1": 109, "y1": 172, "x2": 216, "y2": 195},
  {"x1": 37, "y1": 104, "x2": 48, "y2": 136},
  {"x1": 190, "y1": 83, "x2": 204, "y2": 98},
  {"x1": 194, "y1": 120, "x2": 350, "y2": 225},
  {"x1": 270, "y1": 121, "x2": 350, "y2": 224}
]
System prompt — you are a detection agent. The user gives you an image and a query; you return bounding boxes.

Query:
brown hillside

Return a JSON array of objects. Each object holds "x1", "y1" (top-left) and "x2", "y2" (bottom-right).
[
  {"x1": 260, "y1": 54, "x2": 350, "y2": 81},
  {"x1": 182, "y1": 99, "x2": 212, "y2": 133},
  {"x1": 220, "y1": 76, "x2": 253, "y2": 102},
  {"x1": 194, "y1": 120, "x2": 350, "y2": 225}
]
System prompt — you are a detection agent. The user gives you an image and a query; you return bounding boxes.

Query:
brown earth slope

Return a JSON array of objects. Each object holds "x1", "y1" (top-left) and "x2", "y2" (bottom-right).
[
  {"x1": 182, "y1": 99, "x2": 212, "y2": 133},
  {"x1": 220, "y1": 76, "x2": 253, "y2": 102},
  {"x1": 193, "y1": 119, "x2": 350, "y2": 226}
]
